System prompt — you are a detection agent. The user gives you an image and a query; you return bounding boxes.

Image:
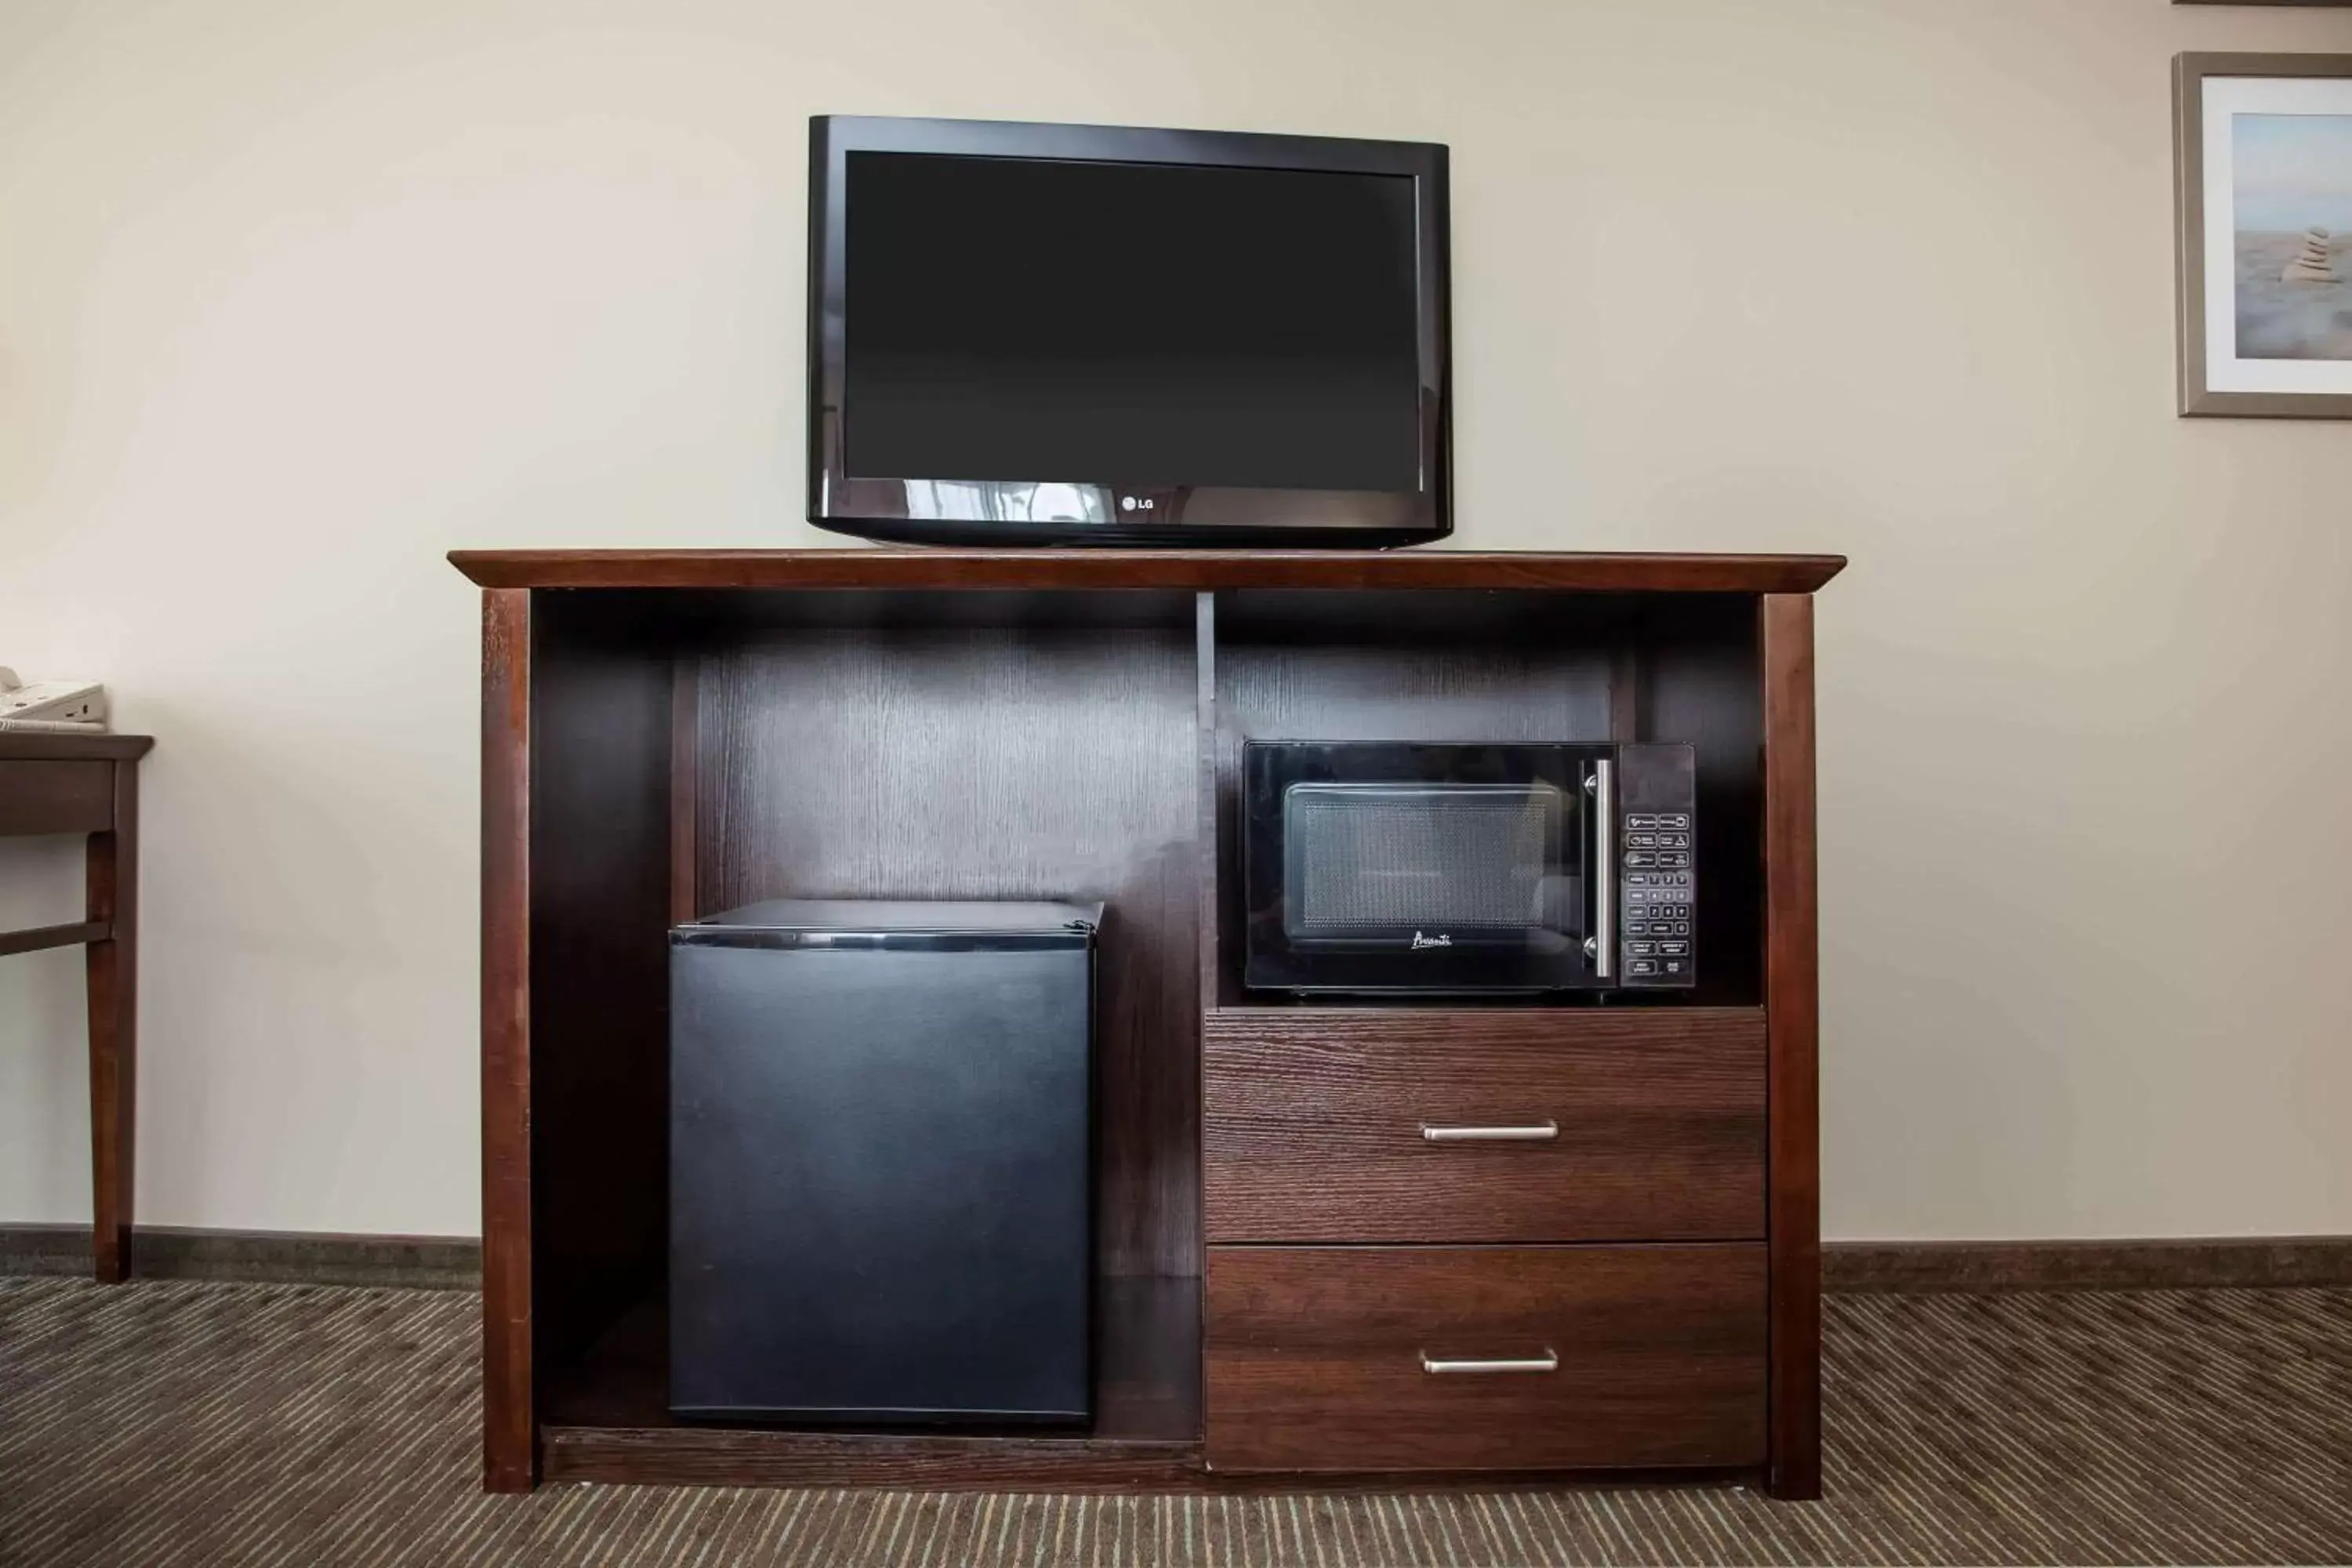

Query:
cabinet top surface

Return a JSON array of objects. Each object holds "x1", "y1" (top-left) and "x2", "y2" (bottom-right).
[
  {"x1": 0, "y1": 733, "x2": 154, "y2": 761},
  {"x1": 447, "y1": 548, "x2": 1846, "y2": 593}
]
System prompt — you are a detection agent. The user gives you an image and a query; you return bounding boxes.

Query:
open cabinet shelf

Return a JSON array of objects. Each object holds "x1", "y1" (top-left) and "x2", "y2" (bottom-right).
[{"x1": 540, "y1": 1277, "x2": 1201, "y2": 1488}]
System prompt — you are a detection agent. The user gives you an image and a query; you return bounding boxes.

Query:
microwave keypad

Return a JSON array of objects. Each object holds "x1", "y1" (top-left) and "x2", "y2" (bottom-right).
[{"x1": 1621, "y1": 812, "x2": 1694, "y2": 984}]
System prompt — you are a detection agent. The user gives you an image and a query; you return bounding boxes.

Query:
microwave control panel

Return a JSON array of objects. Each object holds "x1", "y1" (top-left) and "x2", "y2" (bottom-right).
[{"x1": 1614, "y1": 744, "x2": 1697, "y2": 989}]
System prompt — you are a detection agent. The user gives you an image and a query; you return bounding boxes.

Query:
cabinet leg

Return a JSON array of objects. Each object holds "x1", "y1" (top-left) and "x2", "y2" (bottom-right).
[{"x1": 1766, "y1": 1454, "x2": 1822, "y2": 1501}]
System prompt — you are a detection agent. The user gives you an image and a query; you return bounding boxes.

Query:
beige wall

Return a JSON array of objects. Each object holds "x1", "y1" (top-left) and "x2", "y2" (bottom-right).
[{"x1": 5, "y1": 0, "x2": 2350, "y2": 1241}]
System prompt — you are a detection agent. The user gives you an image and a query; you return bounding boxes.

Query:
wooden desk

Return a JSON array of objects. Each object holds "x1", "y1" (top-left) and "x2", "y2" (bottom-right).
[{"x1": 0, "y1": 731, "x2": 153, "y2": 1283}]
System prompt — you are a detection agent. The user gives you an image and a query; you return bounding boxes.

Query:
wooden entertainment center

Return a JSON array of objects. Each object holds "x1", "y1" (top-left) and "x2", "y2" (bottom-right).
[{"x1": 451, "y1": 546, "x2": 1841, "y2": 1500}]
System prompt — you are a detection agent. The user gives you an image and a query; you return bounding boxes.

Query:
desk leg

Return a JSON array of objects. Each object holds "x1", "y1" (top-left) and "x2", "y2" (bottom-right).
[{"x1": 85, "y1": 763, "x2": 138, "y2": 1283}]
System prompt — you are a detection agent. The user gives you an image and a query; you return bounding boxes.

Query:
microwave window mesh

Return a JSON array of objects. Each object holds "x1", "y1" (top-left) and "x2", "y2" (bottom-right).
[{"x1": 1284, "y1": 784, "x2": 1560, "y2": 935}]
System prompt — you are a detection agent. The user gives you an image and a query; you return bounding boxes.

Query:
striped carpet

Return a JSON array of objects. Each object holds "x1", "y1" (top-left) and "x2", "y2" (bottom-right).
[{"x1": 2, "y1": 1279, "x2": 2348, "y2": 1566}]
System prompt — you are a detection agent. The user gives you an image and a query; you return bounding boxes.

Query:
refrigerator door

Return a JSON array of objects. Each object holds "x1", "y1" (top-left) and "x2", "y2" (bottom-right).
[{"x1": 670, "y1": 903, "x2": 1094, "y2": 1424}]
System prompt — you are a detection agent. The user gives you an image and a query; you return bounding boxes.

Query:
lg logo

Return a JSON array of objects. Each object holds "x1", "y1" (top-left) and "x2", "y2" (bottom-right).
[{"x1": 1120, "y1": 495, "x2": 1156, "y2": 512}]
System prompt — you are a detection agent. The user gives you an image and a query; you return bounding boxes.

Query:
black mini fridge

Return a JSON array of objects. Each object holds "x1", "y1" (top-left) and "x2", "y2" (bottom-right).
[{"x1": 668, "y1": 899, "x2": 1099, "y2": 1425}]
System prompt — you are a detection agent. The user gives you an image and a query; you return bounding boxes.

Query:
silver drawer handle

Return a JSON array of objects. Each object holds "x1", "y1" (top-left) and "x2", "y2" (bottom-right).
[
  {"x1": 1420, "y1": 1121, "x2": 1559, "y2": 1142},
  {"x1": 1421, "y1": 1350, "x2": 1560, "y2": 1375}
]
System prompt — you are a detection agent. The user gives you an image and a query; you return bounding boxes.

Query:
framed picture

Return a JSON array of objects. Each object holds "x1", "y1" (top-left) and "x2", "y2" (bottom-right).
[{"x1": 2175, "y1": 53, "x2": 2352, "y2": 417}]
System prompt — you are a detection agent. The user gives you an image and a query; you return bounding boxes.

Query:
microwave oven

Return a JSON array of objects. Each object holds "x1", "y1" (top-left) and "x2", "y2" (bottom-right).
[{"x1": 1241, "y1": 741, "x2": 1699, "y2": 995}]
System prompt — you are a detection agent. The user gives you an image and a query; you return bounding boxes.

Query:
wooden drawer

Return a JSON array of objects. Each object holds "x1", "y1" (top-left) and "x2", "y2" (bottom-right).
[
  {"x1": 1203, "y1": 1244, "x2": 1766, "y2": 1473},
  {"x1": 1203, "y1": 1009, "x2": 1765, "y2": 1243},
  {"x1": 0, "y1": 760, "x2": 113, "y2": 837}
]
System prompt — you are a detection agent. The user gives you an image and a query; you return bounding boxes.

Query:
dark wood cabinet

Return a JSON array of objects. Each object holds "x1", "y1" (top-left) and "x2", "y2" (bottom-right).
[{"x1": 451, "y1": 548, "x2": 1838, "y2": 1499}]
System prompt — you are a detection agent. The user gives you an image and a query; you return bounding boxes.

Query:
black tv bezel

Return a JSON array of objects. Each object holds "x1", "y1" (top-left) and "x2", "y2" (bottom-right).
[{"x1": 806, "y1": 115, "x2": 1452, "y2": 550}]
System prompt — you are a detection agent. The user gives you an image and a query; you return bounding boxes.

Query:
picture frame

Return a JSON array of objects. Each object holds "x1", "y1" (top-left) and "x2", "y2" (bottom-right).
[{"x1": 2174, "y1": 53, "x2": 2352, "y2": 418}]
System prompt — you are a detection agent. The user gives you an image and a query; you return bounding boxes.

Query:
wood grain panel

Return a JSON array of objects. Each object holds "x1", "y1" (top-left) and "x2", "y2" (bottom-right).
[
  {"x1": 668, "y1": 658, "x2": 699, "y2": 924},
  {"x1": 449, "y1": 549, "x2": 1848, "y2": 595},
  {"x1": 478, "y1": 588, "x2": 533, "y2": 1493},
  {"x1": 540, "y1": 1426, "x2": 1200, "y2": 1491},
  {"x1": 84, "y1": 757, "x2": 139, "y2": 1283},
  {"x1": 0, "y1": 733, "x2": 154, "y2": 764},
  {"x1": 1760, "y1": 593, "x2": 1820, "y2": 1501},
  {"x1": 696, "y1": 624, "x2": 1200, "y2": 1279},
  {"x1": 1646, "y1": 597, "x2": 1766, "y2": 1004},
  {"x1": 1209, "y1": 611, "x2": 1615, "y2": 1007},
  {"x1": 0, "y1": 760, "x2": 112, "y2": 837},
  {"x1": 527, "y1": 594, "x2": 675, "y2": 1403},
  {"x1": 539, "y1": 1428, "x2": 1768, "y2": 1492},
  {"x1": 1215, "y1": 634, "x2": 1615, "y2": 743},
  {"x1": 1194, "y1": 593, "x2": 1222, "y2": 1015},
  {"x1": 1203, "y1": 1009, "x2": 1765, "y2": 1243},
  {"x1": 1203, "y1": 1245, "x2": 1766, "y2": 1473}
]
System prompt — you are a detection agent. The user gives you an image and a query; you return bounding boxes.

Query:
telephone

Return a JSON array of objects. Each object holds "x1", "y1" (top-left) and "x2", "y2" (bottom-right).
[{"x1": 0, "y1": 668, "x2": 109, "y2": 731}]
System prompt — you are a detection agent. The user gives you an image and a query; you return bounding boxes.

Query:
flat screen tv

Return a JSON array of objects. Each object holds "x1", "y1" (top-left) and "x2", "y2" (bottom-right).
[{"x1": 808, "y1": 116, "x2": 1451, "y2": 549}]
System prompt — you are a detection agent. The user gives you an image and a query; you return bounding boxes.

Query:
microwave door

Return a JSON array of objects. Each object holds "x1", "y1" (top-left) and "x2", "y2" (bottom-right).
[
  {"x1": 1240, "y1": 741, "x2": 1609, "y2": 994},
  {"x1": 1280, "y1": 782, "x2": 1563, "y2": 951}
]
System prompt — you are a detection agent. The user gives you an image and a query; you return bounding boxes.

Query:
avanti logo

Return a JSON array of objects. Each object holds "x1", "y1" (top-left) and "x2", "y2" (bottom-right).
[{"x1": 1410, "y1": 931, "x2": 1453, "y2": 949}]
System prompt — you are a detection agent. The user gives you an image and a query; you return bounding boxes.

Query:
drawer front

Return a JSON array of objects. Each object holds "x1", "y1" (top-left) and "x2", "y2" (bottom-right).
[
  {"x1": 1204, "y1": 1244, "x2": 1766, "y2": 1473},
  {"x1": 0, "y1": 760, "x2": 113, "y2": 837},
  {"x1": 1203, "y1": 1010, "x2": 1764, "y2": 1243}
]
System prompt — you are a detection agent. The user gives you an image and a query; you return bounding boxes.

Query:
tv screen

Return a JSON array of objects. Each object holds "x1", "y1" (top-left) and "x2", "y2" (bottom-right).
[
  {"x1": 846, "y1": 154, "x2": 1421, "y2": 493},
  {"x1": 808, "y1": 118, "x2": 1450, "y2": 548}
]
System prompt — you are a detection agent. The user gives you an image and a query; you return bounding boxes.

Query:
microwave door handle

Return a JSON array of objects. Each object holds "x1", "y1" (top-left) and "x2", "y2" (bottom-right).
[{"x1": 1584, "y1": 759, "x2": 1615, "y2": 980}]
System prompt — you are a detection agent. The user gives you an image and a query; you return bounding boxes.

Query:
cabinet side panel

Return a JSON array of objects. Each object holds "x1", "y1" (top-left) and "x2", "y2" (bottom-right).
[
  {"x1": 1646, "y1": 598, "x2": 1766, "y2": 1006},
  {"x1": 1196, "y1": 593, "x2": 1223, "y2": 1011},
  {"x1": 1761, "y1": 593, "x2": 1821, "y2": 1500},
  {"x1": 529, "y1": 596, "x2": 676, "y2": 1403},
  {"x1": 670, "y1": 657, "x2": 700, "y2": 925},
  {"x1": 481, "y1": 588, "x2": 534, "y2": 1492}
]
